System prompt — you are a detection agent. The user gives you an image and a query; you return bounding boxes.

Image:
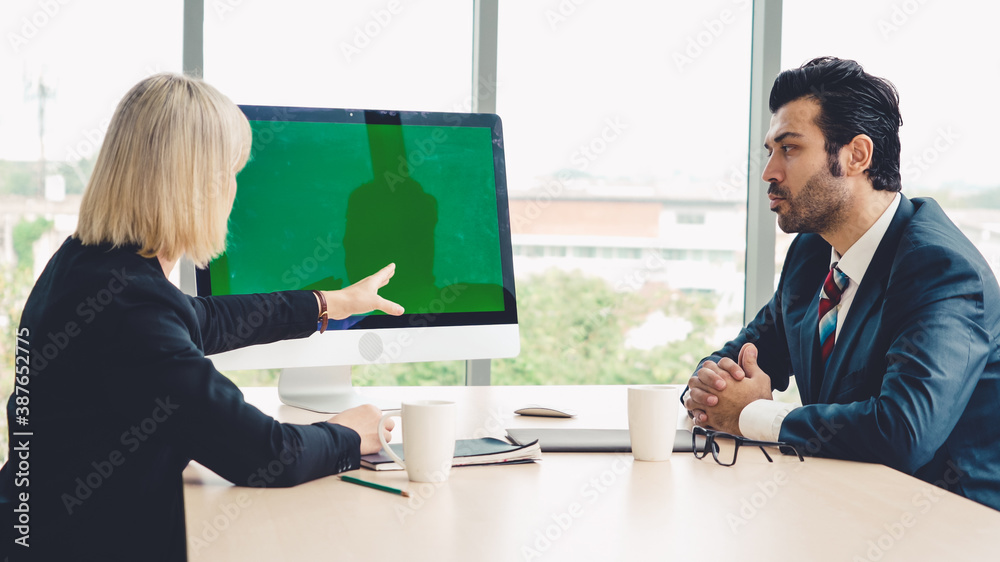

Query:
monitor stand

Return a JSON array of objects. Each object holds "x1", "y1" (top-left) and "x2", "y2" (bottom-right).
[{"x1": 277, "y1": 366, "x2": 400, "y2": 414}]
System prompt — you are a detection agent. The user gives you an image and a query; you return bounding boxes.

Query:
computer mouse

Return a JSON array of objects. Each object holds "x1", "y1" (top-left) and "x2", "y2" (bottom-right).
[{"x1": 514, "y1": 405, "x2": 577, "y2": 418}]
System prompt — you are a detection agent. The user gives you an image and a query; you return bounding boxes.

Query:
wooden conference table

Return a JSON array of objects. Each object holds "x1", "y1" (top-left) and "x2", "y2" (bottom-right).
[{"x1": 183, "y1": 385, "x2": 1000, "y2": 561}]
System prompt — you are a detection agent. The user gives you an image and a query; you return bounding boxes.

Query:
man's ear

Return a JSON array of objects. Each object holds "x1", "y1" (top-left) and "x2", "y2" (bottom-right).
[{"x1": 843, "y1": 134, "x2": 874, "y2": 177}]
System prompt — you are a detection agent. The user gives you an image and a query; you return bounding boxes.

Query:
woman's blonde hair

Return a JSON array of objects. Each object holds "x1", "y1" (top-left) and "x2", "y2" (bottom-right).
[{"x1": 75, "y1": 73, "x2": 251, "y2": 267}]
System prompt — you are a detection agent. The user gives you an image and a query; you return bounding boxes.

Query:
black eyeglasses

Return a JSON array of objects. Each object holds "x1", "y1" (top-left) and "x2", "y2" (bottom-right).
[{"x1": 692, "y1": 426, "x2": 804, "y2": 466}]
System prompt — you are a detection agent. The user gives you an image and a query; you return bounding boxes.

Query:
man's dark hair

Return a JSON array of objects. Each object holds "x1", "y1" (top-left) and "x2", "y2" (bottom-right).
[{"x1": 769, "y1": 56, "x2": 903, "y2": 192}]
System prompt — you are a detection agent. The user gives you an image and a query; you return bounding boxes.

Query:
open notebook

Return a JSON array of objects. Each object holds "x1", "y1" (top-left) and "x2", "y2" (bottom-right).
[{"x1": 362, "y1": 437, "x2": 542, "y2": 471}]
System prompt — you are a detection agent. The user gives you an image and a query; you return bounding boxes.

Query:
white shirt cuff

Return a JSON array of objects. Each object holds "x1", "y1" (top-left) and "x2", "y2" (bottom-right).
[{"x1": 739, "y1": 400, "x2": 798, "y2": 442}]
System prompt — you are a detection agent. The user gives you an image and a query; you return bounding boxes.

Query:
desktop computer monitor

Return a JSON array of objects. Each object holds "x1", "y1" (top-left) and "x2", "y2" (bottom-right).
[{"x1": 188, "y1": 106, "x2": 519, "y2": 412}]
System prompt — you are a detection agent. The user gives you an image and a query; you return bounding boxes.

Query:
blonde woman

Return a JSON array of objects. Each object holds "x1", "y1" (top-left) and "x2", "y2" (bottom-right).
[{"x1": 0, "y1": 73, "x2": 403, "y2": 561}]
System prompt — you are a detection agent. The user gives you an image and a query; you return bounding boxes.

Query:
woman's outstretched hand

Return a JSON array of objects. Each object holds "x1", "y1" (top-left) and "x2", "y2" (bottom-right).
[{"x1": 320, "y1": 263, "x2": 405, "y2": 320}]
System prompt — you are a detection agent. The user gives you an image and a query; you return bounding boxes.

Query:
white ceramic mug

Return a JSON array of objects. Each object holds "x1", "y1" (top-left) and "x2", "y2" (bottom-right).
[
  {"x1": 627, "y1": 386, "x2": 679, "y2": 461},
  {"x1": 378, "y1": 400, "x2": 457, "y2": 482}
]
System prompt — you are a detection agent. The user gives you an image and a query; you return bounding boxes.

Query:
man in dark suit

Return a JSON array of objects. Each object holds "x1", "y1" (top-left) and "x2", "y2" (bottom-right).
[{"x1": 684, "y1": 57, "x2": 1000, "y2": 511}]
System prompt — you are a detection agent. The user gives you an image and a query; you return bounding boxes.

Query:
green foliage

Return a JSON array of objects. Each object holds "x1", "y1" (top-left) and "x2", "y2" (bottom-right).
[
  {"x1": 492, "y1": 269, "x2": 720, "y2": 386},
  {"x1": 0, "y1": 160, "x2": 40, "y2": 196},
  {"x1": 12, "y1": 217, "x2": 54, "y2": 272}
]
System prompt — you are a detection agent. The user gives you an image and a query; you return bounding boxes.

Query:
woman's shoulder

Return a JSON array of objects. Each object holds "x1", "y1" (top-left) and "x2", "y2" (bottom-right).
[
  {"x1": 54, "y1": 236, "x2": 164, "y2": 280},
  {"x1": 31, "y1": 237, "x2": 191, "y2": 318},
  {"x1": 20, "y1": 238, "x2": 199, "y2": 373}
]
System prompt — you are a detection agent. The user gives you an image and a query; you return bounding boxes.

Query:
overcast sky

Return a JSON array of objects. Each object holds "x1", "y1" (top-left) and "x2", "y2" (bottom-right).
[{"x1": 1, "y1": 0, "x2": 997, "y2": 192}]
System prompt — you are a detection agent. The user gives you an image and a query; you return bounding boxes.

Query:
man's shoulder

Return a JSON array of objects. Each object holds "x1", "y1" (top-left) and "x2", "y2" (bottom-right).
[
  {"x1": 908, "y1": 196, "x2": 952, "y2": 227},
  {"x1": 892, "y1": 197, "x2": 1000, "y2": 296},
  {"x1": 901, "y1": 197, "x2": 983, "y2": 258}
]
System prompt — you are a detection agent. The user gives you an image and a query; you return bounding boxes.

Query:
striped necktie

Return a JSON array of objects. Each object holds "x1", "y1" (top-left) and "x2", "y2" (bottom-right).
[{"x1": 818, "y1": 264, "x2": 849, "y2": 363}]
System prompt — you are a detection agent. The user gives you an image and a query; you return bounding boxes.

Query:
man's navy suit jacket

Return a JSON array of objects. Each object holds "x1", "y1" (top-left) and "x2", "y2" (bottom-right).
[{"x1": 705, "y1": 195, "x2": 1000, "y2": 510}]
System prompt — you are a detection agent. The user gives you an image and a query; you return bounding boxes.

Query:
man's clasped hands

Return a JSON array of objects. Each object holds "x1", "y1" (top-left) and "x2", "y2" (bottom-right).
[{"x1": 684, "y1": 343, "x2": 775, "y2": 436}]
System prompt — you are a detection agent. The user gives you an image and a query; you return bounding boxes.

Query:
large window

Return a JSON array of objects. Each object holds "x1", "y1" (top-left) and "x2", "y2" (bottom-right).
[{"x1": 491, "y1": 1, "x2": 752, "y2": 385}]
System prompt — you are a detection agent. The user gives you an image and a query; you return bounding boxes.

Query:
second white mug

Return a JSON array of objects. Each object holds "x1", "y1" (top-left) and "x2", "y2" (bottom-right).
[{"x1": 628, "y1": 386, "x2": 679, "y2": 461}]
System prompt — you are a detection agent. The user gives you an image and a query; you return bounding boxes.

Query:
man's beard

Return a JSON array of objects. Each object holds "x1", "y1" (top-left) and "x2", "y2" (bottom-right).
[{"x1": 769, "y1": 167, "x2": 851, "y2": 234}]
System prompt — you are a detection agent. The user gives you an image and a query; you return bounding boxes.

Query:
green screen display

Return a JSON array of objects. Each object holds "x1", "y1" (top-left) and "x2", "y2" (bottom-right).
[{"x1": 208, "y1": 116, "x2": 506, "y2": 319}]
